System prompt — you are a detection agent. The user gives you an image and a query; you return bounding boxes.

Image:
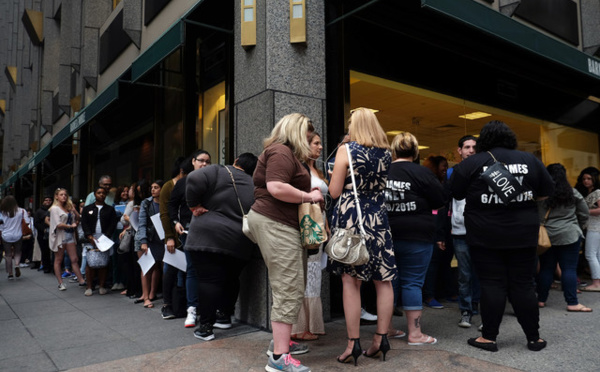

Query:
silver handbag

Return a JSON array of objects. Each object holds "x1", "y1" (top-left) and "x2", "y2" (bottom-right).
[
  {"x1": 85, "y1": 244, "x2": 110, "y2": 269},
  {"x1": 325, "y1": 144, "x2": 370, "y2": 266}
]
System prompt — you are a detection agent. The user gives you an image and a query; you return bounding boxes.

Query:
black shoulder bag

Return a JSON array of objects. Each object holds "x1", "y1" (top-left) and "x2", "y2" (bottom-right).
[{"x1": 479, "y1": 151, "x2": 524, "y2": 204}]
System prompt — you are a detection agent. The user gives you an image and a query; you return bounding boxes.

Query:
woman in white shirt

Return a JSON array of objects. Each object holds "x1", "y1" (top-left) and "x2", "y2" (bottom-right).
[{"x1": 0, "y1": 195, "x2": 31, "y2": 280}]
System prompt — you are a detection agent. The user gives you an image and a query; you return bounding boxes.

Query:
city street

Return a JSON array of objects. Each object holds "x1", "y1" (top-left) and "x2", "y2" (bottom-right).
[{"x1": 1, "y1": 263, "x2": 598, "y2": 372}]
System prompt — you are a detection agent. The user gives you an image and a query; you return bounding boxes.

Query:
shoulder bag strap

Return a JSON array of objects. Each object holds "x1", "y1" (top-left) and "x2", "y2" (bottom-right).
[
  {"x1": 542, "y1": 208, "x2": 551, "y2": 226},
  {"x1": 224, "y1": 166, "x2": 246, "y2": 217},
  {"x1": 345, "y1": 144, "x2": 367, "y2": 238}
]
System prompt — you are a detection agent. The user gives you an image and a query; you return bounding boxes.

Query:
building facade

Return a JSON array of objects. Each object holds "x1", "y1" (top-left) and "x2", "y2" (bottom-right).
[{"x1": 1, "y1": 0, "x2": 600, "y2": 327}]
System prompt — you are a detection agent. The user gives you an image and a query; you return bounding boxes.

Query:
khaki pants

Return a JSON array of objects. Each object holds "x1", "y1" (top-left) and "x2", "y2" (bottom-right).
[{"x1": 248, "y1": 209, "x2": 307, "y2": 324}]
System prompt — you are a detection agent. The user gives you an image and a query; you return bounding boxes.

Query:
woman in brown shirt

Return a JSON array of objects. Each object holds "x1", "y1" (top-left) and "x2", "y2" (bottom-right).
[{"x1": 247, "y1": 113, "x2": 324, "y2": 372}]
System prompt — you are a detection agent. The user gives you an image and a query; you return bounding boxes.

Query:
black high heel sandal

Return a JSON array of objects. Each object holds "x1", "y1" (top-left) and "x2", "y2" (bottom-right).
[
  {"x1": 337, "y1": 338, "x2": 362, "y2": 366},
  {"x1": 364, "y1": 333, "x2": 391, "y2": 361}
]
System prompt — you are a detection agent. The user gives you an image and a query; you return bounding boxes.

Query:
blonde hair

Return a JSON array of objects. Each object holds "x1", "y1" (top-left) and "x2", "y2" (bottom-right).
[
  {"x1": 348, "y1": 108, "x2": 390, "y2": 149},
  {"x1": 391, "y1": 132, "x2": 419, "y2": 160},
  {"x1": 263, "y1": 113, "x2": 315, "y2": 162},
  {"x1": 52, "y1": 188, "x2": 75, "y2": 212}
]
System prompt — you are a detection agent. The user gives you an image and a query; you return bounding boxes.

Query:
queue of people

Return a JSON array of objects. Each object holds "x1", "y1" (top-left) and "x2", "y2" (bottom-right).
[{"x1": 3, "y1": 113, "x2": 600, "y2": 372}]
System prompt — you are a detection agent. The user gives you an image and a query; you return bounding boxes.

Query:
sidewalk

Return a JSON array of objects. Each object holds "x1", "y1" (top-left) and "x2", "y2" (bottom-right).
[{"x1": 1, "y1": 263, "x2": 598, "y2": 372}]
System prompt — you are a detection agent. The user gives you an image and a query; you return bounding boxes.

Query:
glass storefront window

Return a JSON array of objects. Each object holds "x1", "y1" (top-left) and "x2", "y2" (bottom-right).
[
  {"x1": 161, "y1": 50, "x2": 185, "y2": 178},
  {"x1": 541, "y1": 124, "x2": 599, "y2": 184},
  {"x1": 195, "y1": 35, "x2": 229, "y2": 165},
  {"x1": 197, "y1": 81, "x2": 226, "y2": 164},
  {"x1": 349, "y1": 70, "x2": 599, "y2": 184}
]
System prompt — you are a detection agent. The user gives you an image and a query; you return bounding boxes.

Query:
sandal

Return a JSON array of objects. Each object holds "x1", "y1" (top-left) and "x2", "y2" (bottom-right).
[
  {"x1": 468, "y1": 337, "x2": 498, "y2": 352},
  {"x1": 388, "y1": 329, "x2": 406, "y2": 338},
  {"x1": 408, "y1": 335, "x2": 437, "y2": 345},
  {"x1": 527, "y1": 339, "x2": 547, "y2": 351},
  {"x1": 291, "y1": 331, "x2": 319, "y2": 341},
  {"x1": 567, "y1": 304, "x2": 593, "y2": 312},
  {"x1": 143, "y1": 300, "x2": 154, "y2": 308}
]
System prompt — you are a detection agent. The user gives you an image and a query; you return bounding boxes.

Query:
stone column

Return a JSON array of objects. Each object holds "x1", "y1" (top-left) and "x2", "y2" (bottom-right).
[
  {"x1": 233, "y1": 0, "x2": 327, "y2": 329},
  {"x1": 581, "y1": 0, "x2": 600, "y2": 57}
]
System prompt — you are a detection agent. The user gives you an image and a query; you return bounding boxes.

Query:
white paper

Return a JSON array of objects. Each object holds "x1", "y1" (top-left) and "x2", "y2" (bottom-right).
[
  {"x1": 94, "y1": 234, "x2": 114, "y2": 252},
  {"x1": 137, "y1": 248, "x2": 155, "y2": 276},
  {"x1": 163, "y1": 246, "x2": 187, "y2": 272},
  {"x1": 129, "y1": 211, "x2": 140, "y2": 231},
  {"x1": 150, "y1": 213, "x2": 165, "y2": 240}
]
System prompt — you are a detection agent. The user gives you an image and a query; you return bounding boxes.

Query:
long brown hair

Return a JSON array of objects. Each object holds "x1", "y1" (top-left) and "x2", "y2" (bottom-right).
[
  {"x1": 0, "y1": 195, "x2": 19, "y2": 217},
  {"x1": 307, "y1": 132, "x2": 327, "y2": 183}
]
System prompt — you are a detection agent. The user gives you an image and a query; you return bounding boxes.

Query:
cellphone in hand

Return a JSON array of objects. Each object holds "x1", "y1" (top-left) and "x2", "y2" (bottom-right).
[{"x1": 327, "y1": 162, "x2": 335, "y2": 173}]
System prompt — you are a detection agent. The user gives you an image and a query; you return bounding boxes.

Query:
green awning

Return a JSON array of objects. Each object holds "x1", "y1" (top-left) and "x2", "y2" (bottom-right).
[
  {"x1": 131, "y1": 20, "x2": 185, "y2": 82},
  {"x1": 52, "y1": 80, "x2": 119, "y2": 148},
  {"x1": 421, "y1": 0, "x2": 600, "y2": 81},
  {"x1": 16, "y1": 142, "x2": 52, "y2": 178},
  {"x1": 6, "y1": 172, "x2": 17, "y2": 187}
]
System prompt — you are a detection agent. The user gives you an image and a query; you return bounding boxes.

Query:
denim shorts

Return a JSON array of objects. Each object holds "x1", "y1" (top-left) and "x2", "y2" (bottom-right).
[{"x1": 63, "y1": 231, "x2": 75, "y2": 244}]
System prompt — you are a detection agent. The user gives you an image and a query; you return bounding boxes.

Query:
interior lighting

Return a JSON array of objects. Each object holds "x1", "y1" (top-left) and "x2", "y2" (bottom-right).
[
  {"x1": 588, "y1": 95, "x2": 600, "y2": 104},
  {"x1": 386, "y1": 130, "x2": 403, "y2": 136},
  {"x1": 458, "y1": 111, "x2": 492, "y2": 120},
  {"x1": 351, "y1": 107, "x2": 379, "y2": 114}
]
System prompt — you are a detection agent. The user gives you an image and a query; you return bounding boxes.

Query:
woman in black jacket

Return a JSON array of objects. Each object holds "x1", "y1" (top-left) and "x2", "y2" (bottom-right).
[
  {"x1": 450, "y1": 121, "x2": 554, "y2": 352},
  {"x1": 81, "y1": 187, "x2": 118, "y2": 296},
  {"x1": 184, "y1": 154, "x2": 257, "y2": 341}
]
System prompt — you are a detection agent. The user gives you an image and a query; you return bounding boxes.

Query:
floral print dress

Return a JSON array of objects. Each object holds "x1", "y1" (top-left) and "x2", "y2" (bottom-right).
[{"x1": 329, "y1": 141, "x2": 396, "y2": 281}]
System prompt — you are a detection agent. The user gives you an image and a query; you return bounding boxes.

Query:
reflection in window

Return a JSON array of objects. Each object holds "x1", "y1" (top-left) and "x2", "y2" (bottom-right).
[{"x1": 197, "y1": 82, "x2": 226, "y2": 165}]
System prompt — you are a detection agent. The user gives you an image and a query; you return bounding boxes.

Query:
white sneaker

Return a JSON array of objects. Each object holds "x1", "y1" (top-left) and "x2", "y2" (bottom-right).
[
  {"x1": 185, "y1": 306, "x2": 196, "y2": 328},
  {"x1": 99, "y1": 287, "x2": 107, "y2": 295},
  {"x1": 360, "y1": 308, "x2": 377, "y2": 321},
  {"x1": 58, "y1": 283, "x2": 67, "y2": 291}
]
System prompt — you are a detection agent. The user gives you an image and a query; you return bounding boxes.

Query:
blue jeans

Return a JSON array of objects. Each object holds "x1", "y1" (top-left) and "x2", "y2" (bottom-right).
[
  {"x1": 453, "y1": 237, "x2": 480, "y2": 313},
  {"x1": 537, "y1": 239, "x2": 581, "y2": 306},
  {"x1": 181, "y1": 234, "x2": 198, "y2": 308},
  {"x1": 392, "y1": 240, "x2": 433, "y2": 311}
]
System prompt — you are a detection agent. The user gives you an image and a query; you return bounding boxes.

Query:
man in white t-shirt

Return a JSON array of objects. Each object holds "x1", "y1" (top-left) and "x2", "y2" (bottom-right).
[{"x1": 448, "y1": 135, "x2": 480, "y2": 328}]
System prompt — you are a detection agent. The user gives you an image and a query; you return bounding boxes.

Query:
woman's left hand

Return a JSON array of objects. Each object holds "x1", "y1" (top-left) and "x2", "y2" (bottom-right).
[
  {"x1": 190, "y1": 205, "x2": 208, "y2": 217},
  {"x1": 307, "y1": 188, "x2": 324, "y2": 204}
]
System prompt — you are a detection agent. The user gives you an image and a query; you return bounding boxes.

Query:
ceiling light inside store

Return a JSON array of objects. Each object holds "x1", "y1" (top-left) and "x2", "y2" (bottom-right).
[
  {"x1": 418, "y1": 145, "x2": 430, "y2": 150},
  {"x1": 588, "y1": 95, "x2": 600, "y2": 104},
  {"x1": 386, "y1": 130, "x2": 404, "y2": 136},
  {"x1": 351, "y1": 108, "x2": 379, "y2": 113},
  {"x1": 458, "y1": 111, "x2": 492, "y2": 120}
]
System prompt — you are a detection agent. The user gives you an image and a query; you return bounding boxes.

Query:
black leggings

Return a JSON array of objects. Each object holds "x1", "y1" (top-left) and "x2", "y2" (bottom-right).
[
  {"x1": 470, "y1": 245, "x2": 540, "y2": 342},
  {"x1": 188, "y1": 251, "x2": 247, "y2": 325}
]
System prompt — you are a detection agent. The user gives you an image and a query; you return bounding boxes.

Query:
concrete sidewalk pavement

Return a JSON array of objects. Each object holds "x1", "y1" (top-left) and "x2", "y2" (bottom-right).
[{"x1": 1, "y1": 263, "x2": 599, "y2": 372}]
